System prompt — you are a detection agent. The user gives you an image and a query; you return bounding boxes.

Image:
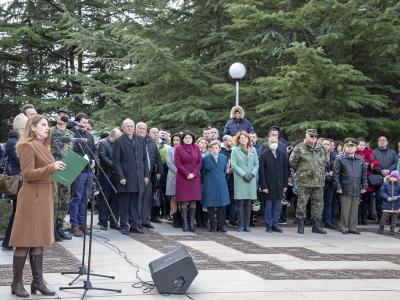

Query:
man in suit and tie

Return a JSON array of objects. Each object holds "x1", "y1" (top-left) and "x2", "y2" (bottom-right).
[{"x1": 112, "y1": 119, "x2": 149, "y2": 235}]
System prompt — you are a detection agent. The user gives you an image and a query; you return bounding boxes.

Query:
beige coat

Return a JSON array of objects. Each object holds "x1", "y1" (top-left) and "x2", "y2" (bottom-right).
[{"x1": 10, "y1": 139, "x2": 56, "y2": 247}]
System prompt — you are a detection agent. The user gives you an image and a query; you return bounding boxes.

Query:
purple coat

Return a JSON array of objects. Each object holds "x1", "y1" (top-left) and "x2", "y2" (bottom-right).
[{"x1": 174, "y1": 144, "x2": 202, "y2": 202}]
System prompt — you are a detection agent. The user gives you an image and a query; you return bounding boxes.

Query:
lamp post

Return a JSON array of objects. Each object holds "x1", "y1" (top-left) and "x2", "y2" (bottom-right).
[{"x1": 229, "y1": 62, "x2": 246, "y2": 106}]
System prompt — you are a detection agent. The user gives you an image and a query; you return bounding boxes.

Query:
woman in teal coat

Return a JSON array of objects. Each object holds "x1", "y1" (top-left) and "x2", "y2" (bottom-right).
[
  {"x1": 201, "y1": 141, "x2": 230, "y2": 232},
  {"x1": 231, "y1": 131, "x2": 259, "y2": 232}
]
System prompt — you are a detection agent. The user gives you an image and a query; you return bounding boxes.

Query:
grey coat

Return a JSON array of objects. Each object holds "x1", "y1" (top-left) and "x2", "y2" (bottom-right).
[
  {"x1": 373, "y1": 148, "x2": 398, "y2": 173},
  {"x1": 334, "y1": 153, "x2": 367, "y2": 197},
  {"x1": 165, "y1": 147, "x2": 176, "y2": 196}
]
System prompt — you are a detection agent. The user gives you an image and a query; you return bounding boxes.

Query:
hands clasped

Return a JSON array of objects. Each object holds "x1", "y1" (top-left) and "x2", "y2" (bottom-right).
[{"x1": 243, "y1": 173, "x2": 254, "y2": 182}]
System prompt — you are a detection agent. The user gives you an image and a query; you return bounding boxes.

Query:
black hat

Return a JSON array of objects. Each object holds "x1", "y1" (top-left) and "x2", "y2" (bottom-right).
[{"x1": 269, "y1": 125, "x2": 280, "y2": 131}]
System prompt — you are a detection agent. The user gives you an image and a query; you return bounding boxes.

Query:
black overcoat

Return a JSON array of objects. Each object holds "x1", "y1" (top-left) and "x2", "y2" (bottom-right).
[
  {"x1": 112, "y1": 134, "x2": 149, "y2": 193},
  {"x1": 259, "y1": 149, "x2": 288, "y2": 200}
]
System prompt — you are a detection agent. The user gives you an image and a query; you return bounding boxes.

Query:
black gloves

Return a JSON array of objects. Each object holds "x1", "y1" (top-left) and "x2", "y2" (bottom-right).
[{"x1": 243, "y1": 173, "x2": 254, "y2": 182}]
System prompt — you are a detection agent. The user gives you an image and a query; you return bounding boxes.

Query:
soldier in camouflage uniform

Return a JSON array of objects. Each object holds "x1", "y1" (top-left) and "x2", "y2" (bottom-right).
[
  {"x1": 50, "y1": 108, "x2": 74, "y2": 241},
  {"x1": 289, "y1": 129, "x2": 328, "y2": 234}
]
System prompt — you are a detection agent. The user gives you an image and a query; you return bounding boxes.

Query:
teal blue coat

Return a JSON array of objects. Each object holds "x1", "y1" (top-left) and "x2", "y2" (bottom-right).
[
  {"x1": 201, "y1": 153, "x2": 230, "y2": 207},
  {"x1": 231, "y1": 146, "x2": 259, "y2": 200}
]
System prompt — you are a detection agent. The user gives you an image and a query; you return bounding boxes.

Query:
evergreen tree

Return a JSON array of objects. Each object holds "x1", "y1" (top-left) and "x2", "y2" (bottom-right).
[
  {"x1": 254, "y1": 42, "x2": 387, "y2": 140},
  {"x1": 1, "y1": 0, "x2": 399, "y2": 143}
]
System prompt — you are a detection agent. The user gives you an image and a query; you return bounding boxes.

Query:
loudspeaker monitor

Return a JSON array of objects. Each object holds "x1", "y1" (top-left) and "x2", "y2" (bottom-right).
[{"x1": 149, "y1": 246, "x2": 198, "y2": 294}]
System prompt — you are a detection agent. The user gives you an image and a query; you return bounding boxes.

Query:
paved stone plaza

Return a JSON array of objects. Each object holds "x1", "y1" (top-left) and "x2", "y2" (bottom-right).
[{"x1": 1, "y1": 216, "x2": 400, "y2": 299}]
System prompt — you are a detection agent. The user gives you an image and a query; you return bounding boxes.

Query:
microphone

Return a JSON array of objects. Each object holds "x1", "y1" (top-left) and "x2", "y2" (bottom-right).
[{"x1": 61, "y1": 136, "x2": 88, "y2": 143}]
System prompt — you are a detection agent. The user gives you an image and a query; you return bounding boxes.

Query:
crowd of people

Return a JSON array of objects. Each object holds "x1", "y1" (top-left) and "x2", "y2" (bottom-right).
[{"x1": 1, "y1": 103, "x2": 400, "y2": 297}]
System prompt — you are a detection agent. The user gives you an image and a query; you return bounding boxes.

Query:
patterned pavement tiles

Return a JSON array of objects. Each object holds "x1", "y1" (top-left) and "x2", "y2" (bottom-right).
[
  {"x1": 132, "y1": 229, "x2": 234, "y2": 271},
  {"x1": 174, "y1": 229, "x2": 400, "y2": 263},
  {"x1": 0, "y1": 243, "x2": 81, "y2": 286},
  {"x1": 130, "y1": 227, "x2": 400, "y2": 280}
]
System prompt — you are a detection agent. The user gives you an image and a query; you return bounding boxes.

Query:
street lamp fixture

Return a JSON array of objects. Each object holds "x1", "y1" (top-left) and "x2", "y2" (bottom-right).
[{"x1": 229, "y1": 62, "x2": 246, "y2": 106}]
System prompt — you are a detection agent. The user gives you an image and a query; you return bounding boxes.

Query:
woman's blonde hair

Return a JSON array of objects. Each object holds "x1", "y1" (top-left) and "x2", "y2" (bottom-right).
[
  {"x1": 196, "y1": 137, "x2": 208, "y2": 145},
  {"x1": 233, "y1": 131, "x2": 252, "y2": 148},
  {"x1": 17, "y1": 115, "x2": 51, "y2": 152}
]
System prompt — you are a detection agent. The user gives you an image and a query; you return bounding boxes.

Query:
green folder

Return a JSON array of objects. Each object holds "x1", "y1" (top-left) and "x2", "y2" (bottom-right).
[{"x1": 51, "y1": 150, "x2": 89, "y2": 187}]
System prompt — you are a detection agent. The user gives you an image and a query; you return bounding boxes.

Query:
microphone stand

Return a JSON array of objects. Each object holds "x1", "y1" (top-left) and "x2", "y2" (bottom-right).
[{"x1": 59, "y1": 128, "x2": 121, "y2": 298}]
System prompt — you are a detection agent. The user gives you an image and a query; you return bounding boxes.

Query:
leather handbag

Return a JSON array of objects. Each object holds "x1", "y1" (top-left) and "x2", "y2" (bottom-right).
[
  {"x1": 367, "y1": 174, "x2": 383, "y2": 186},
  {"x1": 0, "y1": 173, "x2": 20, "y2": 195},
  {"x1": 0, "y1": 158, "x2": 20, "y2": 195}
]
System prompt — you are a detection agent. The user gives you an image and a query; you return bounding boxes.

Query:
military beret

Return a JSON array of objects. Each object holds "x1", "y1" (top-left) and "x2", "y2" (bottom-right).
[
  {"x1": 57, "y1": 107, "x2": 71, "y2": 115},
  {"x1": 343, "y1": 137, "x2": 358, "y2": 147},
  {"x1": 305, "y1": 129, "x2": 318, "y2": 136}
]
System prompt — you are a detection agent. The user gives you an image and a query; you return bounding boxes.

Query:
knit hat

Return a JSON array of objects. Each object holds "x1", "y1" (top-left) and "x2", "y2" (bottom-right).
[
  {"x1": 389, "y1": 170, "x2": 400, "y2": 180},
  {"x1": 13, "y1": 113, "x2": 28, "y2": 131}
]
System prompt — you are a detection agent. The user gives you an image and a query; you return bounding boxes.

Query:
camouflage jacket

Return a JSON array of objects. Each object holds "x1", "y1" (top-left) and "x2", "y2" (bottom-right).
[
  {"x1": 289, "y1": 142, "x2": 328, "y2": 187},
  {"x1": 50, "y1": 126, "x2": 73, "y2": 161}
]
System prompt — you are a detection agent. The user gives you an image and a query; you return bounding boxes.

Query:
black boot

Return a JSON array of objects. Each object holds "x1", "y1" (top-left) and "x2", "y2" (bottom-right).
[
  {"x1": 181, "y1": 208, "x2": 188, "y2": 232},
  {"x1": 378, "y1": 224, "x2": 384, "y2": 234},
  {"x1": 217, "y1": 207, "x2": 227, "y2": 233},
  {"x1": 57, "y1": 223, "x2": 72, "y2": 240},
  {"x1": 11, "y1": 254, "x2": 29, "y2": 298},
  {"x1": 30, "y1": 253, "x2": 55, "y2": 296},
  {"x1": 195, "y1": 203, "x2": 203, "y2": 228},
  {"x1": 172, "y1": 212, "x2": 181, "y2": 228},
  {"x1": 312, "y1": 218, "x2": 327, "y2": 234},
  {"x1": 189, "y1": 207, "x2": 196, "y2": 232},
  {"x1": 54, "y1": 224, "x2": 63, "y2": 242},
  {"x1": 207, "y1": 207, "x2": 216, "y2": 232},
  {"x1": 297, "y1": 218, "x2": 304, "y2": 234}
]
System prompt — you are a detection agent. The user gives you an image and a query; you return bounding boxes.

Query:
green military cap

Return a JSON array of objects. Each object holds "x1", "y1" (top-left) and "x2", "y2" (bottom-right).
[
  {"x1": 343, "y1": 137, "x2": 358, "y2": 147},
  {"x1": 57, "y1": 107, "x2": 71, "y2": 115},
  {"x1": 305, "y1": 128, "x2": 318, "y2": 136}
]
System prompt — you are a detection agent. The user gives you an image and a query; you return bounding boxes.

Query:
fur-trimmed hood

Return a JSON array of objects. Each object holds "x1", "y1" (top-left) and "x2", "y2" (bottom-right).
[{"x1": 230, "y1": 105, "x2": 245, "y2": 119}]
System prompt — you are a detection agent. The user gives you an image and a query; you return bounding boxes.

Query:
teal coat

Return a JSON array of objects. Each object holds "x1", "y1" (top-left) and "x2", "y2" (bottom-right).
[
  {"x1": 201, "y1": 153, "x2": 230, "y2": 207},
  {"x1": 231, "y1": 146, "x2": 259, "y2": 200}
]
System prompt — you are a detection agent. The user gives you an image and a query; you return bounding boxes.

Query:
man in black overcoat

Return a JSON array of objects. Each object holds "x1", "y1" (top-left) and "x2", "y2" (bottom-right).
[
  {"x1": 98, "y1": 128, "x2": 122, "y2": 230},
  {"x1": 112, "y1": 118, "x2": 149, "y2": 235},
  {"x1": 259, "y1": 135, "x2": 288, "y2": 233}
]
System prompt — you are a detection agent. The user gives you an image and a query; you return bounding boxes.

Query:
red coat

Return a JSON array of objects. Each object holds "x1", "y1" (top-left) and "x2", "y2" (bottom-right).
[
  {"x1": 174, "y1": 144, "x2": 202, "y2": 202},
  {"x1": 356, "y1": 147, "x2": 374, "y2": 192}
]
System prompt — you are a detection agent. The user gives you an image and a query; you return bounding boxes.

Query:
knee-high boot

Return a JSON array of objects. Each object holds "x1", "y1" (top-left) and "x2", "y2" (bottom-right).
[
  {"x1": 172, "y1": 211, "x2": 181, "y2": 228},
  {"x1": 195, "y1": 202, "x2": 203, "y2": 228},
  {"x1": 181, "y1": 207, "x2": 188, "y2": 232},
  {"x1": 11, "y1": 254, "x2": 29, "y2": 298},
  {"x1": 189, "y1": 207, "x2": 196, "y2": 232},
  {"x1": 30, "y1": 253, "x2": 55, "y2": 296}
]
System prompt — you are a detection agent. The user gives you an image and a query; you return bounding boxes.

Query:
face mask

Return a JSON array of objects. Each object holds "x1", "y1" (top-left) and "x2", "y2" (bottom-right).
[{"x1": 269, "y1": 143, "x2": 278, "y2": 151}]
